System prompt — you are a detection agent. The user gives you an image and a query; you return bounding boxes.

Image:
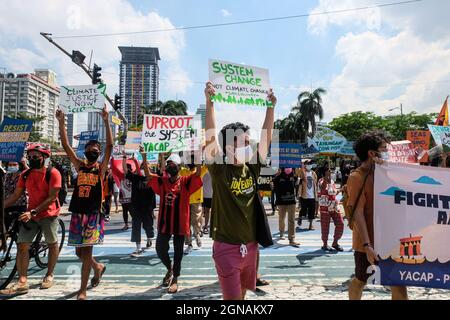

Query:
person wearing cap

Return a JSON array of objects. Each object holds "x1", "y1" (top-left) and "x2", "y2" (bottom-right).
[
  {"x1": 1, "y1": 144, "x2": 62, "y2": 296},
  {"x1": 142, "y1": 151, "x2": 202, "y2": 294}
]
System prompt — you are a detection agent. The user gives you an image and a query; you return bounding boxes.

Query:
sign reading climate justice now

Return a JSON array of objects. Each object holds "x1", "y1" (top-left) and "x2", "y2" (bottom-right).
[
  {"x1": 0, "y1": 117, "x2": 33, "y2": 162},
  {"x1": 374, "y1": 163, "x2": 450, "y2": 289},
  {"x1": 59, "y1": 84, "x2": 106, "y2": 114},
  {"x1": 141, "y1": 115, "x2": 202, "y2": 153},
  {"x1": 208, "y1": 59, "x2": 272, "y2": 107}
]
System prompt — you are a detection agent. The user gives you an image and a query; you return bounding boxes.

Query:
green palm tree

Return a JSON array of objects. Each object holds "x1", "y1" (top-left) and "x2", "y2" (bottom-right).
[
  {"x1": 275, "y1": 112, "x2": 306, "y2": 142},
  {"x1": 160, "y1": 100, "x2": 188, "y2": 115},
  {"x1": 292, "y1": 88, "x2": 326, "y2": 138}
]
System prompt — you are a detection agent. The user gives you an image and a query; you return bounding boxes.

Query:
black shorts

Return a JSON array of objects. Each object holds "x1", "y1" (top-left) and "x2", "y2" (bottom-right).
[
  {"x1": 354, "y1": 251, "x2": 377, "y2": 283},
  {"x1": 300, "y1": 198, "x2": 316, "y2": 220},
  {"x1": 203, "y1": 198, "x2": 212, "y2": 209}
]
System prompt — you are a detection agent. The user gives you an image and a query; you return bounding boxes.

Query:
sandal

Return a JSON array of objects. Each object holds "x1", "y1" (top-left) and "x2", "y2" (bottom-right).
[
  {"x1": 91, "y1": 265, "x2": 106, "y2": 288},
  {"x1": 162, "y1": 270, "x2": 173, "y2": 287},
  {"x1": 40, "y1": 275, "x2": 54, "y2": 289},
  {"x1": 168, "y1": 277, "x2": 178, "y2": 294},
  {"x1": 256, "y1": 278, "x2": 270, "y2": 287}
]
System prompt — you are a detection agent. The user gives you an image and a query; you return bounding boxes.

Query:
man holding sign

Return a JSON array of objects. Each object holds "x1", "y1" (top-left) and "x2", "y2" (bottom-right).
[{"x1": 204, "y1": 79, "x2": 277, "y2": 300}]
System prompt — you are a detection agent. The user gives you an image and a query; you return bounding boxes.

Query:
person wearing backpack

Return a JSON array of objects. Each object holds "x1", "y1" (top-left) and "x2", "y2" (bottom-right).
[
  {"x1": 346, "y1": 130, "x2": 408, "y2": 300},
  {"x1": 1, "y1": 144, "x2": 62, "y2": 296},
  {"x1": 56, "y1": 107, "x2": 113, "y2": 300}
]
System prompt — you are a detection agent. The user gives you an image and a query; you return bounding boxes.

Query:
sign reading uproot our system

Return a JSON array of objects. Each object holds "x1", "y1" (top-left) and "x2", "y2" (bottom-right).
[
  {"x1": 271, "y1": 143, "x2": 302, "y2": 168},
  {"x1": 141, "y1": 115, "x2": 202, "y2": 153},
  {"x1": 0, "y1": 117, "x2": 33, "y2": 162},
  {"x1": 374, "y1": 163, "x2": 450, "y2": 289},
  {"x1": 208, "y1": 59, "x2": 272, "y2": 107},
  {"x1": 76, "y1": 130, "x2": 99, "y2": 158},
  {"x1": 59, "y1": 84, "x2": 106, "y2": 114}
]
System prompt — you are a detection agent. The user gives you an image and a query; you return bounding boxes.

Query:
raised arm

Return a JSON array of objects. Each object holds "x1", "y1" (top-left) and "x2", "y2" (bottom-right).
[
  {"x1": 258, "y1": 89, "x2": 276, "y2": 162},
  {"x1": 204, "y1": 82, "x2": 220, "y2": 162},
  {"x1": 56, "y1": 109, "x2": 82, "y2": 170},
  {"x1": 140, "y1": 146, "x2": 152, "y2": 179},
  {"x1": 100, "y1": 107, "x2": 113, "y2": 177},
  {"x1": 122, "y1": 151, "x2": 128, "y2": 177}
]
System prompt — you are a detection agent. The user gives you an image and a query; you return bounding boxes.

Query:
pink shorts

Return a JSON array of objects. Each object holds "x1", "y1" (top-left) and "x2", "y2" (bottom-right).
[{"x1": 212, "y1": 241, "x2": 258, "y2": 300}]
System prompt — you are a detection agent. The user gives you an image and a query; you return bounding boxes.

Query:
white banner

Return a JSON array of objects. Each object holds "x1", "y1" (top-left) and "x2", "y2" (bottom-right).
[
  {"x1": 374, "y1": 162, "x2": 450, "y2": 289},
  {"x1": 141, "y1": 115, "x2": 202, "y2": 153},
  {"x1": 59, "y1": 84, "x2": 106, "y2": 114},
  {"x1": 208, "y1": 59, "x2": 272, "y2": 107}
]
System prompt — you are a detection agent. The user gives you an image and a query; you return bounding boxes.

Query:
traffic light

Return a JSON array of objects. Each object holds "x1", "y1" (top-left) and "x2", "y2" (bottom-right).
[
  {"x1": 114, "y1": 94, "x2": 122, "y2": 111},
  {"x1": 71, "y1": 50, "x2": 86, "y2": 66},
  {"x1": 92, "y1": 64, "x2": 102, "y2": 84}
]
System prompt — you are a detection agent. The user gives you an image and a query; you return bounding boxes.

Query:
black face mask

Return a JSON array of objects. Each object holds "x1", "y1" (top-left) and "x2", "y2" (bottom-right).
[
  {"x1": 85, "y1": 151, "x2": 100, "y2": 163},
  {"x1": 29, "y1": 157, "x2": 44, "y2": 169},
  {"x1": 166, "y1": 165, "x2": 179, "y2": 177}
]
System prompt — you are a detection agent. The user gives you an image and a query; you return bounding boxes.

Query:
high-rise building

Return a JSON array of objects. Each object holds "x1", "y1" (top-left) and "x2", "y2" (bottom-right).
[
  {"x1": 0, "y1": 69, "x2": 60, "y2": 143},
  {"x1": 119, "y1": 46, "x2": 160, "y2": 126},
  {"x1": 196, "y1": 104, "x2": 206, "y2": 129}
]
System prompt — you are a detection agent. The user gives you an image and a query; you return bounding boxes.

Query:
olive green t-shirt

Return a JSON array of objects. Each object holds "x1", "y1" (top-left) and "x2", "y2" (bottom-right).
[{"x1": 207, "y1": 156, "x2": 262, "y2": 245}]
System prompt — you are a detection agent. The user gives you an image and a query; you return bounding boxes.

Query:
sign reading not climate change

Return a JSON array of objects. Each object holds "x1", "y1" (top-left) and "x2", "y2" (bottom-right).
[
  {"x1": 141, "y1": 115, "x2": 202, "y2": 153},
  {"x1": 208, "y1": 59, "x2": 272, "y2": 107},
  {"x1": 59, "y1": 84, "x2": 106, "y2": 114}
]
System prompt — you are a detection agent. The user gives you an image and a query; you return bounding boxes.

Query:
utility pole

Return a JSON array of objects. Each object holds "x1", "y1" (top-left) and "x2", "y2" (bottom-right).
[
  {"x1": 40, "y1": 32, "x2": 128, "y2": 144},
  {"x1": 0, "y1": 67, "x2": 6, "y2": 123}
]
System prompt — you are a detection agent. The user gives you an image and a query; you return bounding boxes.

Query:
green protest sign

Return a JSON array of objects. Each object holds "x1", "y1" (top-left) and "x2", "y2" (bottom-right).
[{"x1": 208, "y1": 59, "x2": 272, "y2": 107}]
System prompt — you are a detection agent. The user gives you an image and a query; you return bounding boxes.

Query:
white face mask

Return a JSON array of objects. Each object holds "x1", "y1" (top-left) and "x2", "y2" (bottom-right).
[
  {"x1": 305, "y1": 165, "x2": 312, "y2": 171},
  {"x1": 7, "y1": 166, "x2": 19, "y2": 173},
  {"x1": 379, "y1": 151, "x2": 390, "y2": 161},
  {"x1": 235, "y1": 145, "x2": 254, "y2": 164},
  {"x1": 141, "y1": 170, "x2": 145, "y2": 176}
]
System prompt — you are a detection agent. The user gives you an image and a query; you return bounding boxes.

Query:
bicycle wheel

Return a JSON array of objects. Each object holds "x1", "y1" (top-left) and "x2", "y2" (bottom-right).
[
  {"x1": 0, "y1": 235, "x2": 18, "y2": 290},
  {"x1": 35, "y1": 218, "x2": 66, "y2": 269}
]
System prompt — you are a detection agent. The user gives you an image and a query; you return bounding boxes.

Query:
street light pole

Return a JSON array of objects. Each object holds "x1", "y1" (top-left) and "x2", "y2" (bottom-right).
[
  {"x1": 0, "y1": 67, "x2": 6, "y2": 123},
  {"x1": 40, "y1": 32, "x2": 128, "y2": 143}
]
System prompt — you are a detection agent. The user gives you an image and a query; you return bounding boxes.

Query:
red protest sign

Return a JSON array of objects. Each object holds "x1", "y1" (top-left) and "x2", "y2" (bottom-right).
[
  {"x1": 387, "y1": 140, "x2": 418, "y2": 164},
  {"x1": 406, "y1": 130, "x2": 430, "y2": 162}
]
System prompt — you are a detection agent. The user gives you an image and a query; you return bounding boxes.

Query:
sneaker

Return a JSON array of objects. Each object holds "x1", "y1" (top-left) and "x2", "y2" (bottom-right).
[
  {"x1": 184, "y1": 245, "x2": 193, "y2": 255},
  {"x1": 162, "y1": 270, "x2": 173, "y2": 287},
  {"x1": 146, "y1": 239, "x2": 152, "y2": 249},
  {"x1": 40, "y1": 275, "x2": 54, "y2": 289},
  {"x1": 195, "y1": 235, "x2": 202, "y2": 248},
  {"x1": 130, "y1": 249, "x2": 143, "y2": 257},
  {"x1": 321, "y1": 245, "x2": 333, "y2": 252},
  {"x1": 0, "y1": 282, "x2": 29, "y2": 296},
  {"x1": 104, "y1": 215, "x2": 110, "y2": 222},
  {"x1": 279, "y1": 233, "x2": 285, "y2": 240},
  {"x1": 256, "y1": 278, "x2": 270, "y2": 287}
]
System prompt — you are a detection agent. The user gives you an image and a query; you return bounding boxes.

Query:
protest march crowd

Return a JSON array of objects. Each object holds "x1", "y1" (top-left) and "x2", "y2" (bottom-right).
[{"x1": 0, "y1": 81, "x2": 449, "y2": 301}]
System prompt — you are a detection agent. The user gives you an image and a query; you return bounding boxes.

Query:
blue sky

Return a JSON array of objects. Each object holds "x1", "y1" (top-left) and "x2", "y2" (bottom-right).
[{"x1": 1, "y1": 0, "x2": 449, "y2": 134}]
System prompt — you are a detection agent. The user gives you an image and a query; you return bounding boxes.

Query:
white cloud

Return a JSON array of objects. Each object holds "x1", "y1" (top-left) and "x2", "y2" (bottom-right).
[
  {"x1": 0, "y1": 0, "x2": 191, "y2": 97},
  {"x1": 307, "y1": 0, "x2": 450, "y2": 121},
  {"x1": 221, "y1": 9, "x2": 232, "y2": 17}
]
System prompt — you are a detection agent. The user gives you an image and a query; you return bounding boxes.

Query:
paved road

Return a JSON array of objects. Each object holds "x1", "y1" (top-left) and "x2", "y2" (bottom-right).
[{"x1": 3, "y1": 200, "x2": 449, "y2": 300}]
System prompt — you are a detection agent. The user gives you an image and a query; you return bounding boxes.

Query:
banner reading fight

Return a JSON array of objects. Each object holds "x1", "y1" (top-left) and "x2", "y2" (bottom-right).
[
  {"x1": 59, "y1": 84, "x2": 106, "y2": 114},
  {"x1": 374, "y1": 162, "x2": 450, "y2": 289},
  {"x1": 208, "y1": 59, "x2": 272, "y2": 107},
  {"x1": 141, "y1": 115, "x2": 202, "y2": 153},
  {"x1": 0, "y1": 117, "x2": 33, "y2": 162}
]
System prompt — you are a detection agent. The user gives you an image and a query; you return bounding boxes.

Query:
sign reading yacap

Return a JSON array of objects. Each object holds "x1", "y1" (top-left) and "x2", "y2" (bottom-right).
[
  {"x1": 375, "y1": 163, "x2": 450, "y2": 289},
  {"x1": 59, "y1": 84, "x2": 106, "y2": 114},
  {"x1": 208, "y1": 59, "x2": 272, "y2": 107},
  {"x1": 141, "y1": 115, "x2": 202, "y2": 153}
]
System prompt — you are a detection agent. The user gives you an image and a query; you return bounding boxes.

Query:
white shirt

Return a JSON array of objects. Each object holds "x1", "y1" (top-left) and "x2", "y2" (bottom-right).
[
  {"x1": 305, "y1": 171, "x2": 315, "y2": 199},
  {"x1": 203, "y1": 172, "x2": 213, "y2": 199}
]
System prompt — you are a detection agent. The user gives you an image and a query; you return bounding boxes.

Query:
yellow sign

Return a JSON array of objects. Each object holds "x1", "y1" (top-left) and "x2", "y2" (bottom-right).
[{"x1": 112, "y1": 115, "x2": 122, "y2": 125}]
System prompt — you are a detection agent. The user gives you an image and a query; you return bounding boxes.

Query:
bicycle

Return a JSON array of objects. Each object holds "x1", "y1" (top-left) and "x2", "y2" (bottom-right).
[{"x1": 0, "y1": 211, "x2": 66, "y2": 290}]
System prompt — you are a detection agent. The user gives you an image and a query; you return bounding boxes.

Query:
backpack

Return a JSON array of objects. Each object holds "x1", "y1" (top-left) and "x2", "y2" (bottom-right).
[
  {"x1": 21, "y1": 166, "x2": 60, "y2": 209},
  {"x1": 341, "y1": 172, "x2": 369, "y2": 230}
]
